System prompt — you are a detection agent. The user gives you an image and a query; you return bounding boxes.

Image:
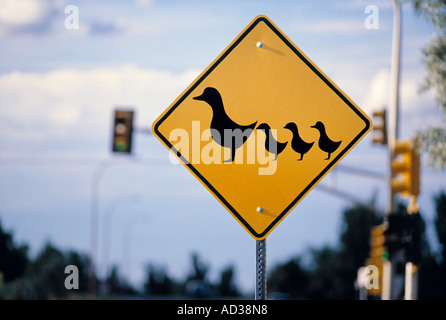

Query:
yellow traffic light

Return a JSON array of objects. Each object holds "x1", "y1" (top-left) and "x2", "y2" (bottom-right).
[
  {"x1": 365, "y1": 223, "x2": 387, "y2": 296},
  {"x1": 369, "y1": 224, "x2": 386, "y2": 257},
  {"x1": 112, "y1": 109, "x2": 134, "y2": 154},
  {"x1": 391, "y1": 139, "x2": 420, "y2": 197},
  {"x1": 371, "y1": 109, "x2": 387, "y2": 145}
]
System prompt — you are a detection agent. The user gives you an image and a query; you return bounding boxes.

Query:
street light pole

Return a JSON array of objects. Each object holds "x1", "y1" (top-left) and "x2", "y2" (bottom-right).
[
  {"x1": 122, "y1": 217, "x2": 150, "y2": 285},
  {"x1": 388, "y1": 0, "x2": 401, "y2": 210},
  {"x1": 88, "y1": 159, "x2": 128, "y2": 299},
  {"x1": 88, "y1": 160, "x2": 111, "y2": 299},
  {"x1": 382, "y1": 0, "x2": 402, "y2": 301},
  {"x1": 101, "y1": 193, "x2": 141, "y2": 285}
]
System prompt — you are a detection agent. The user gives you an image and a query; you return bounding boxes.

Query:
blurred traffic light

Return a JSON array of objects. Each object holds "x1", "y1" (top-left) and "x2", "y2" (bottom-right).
[
  {"x1": 371, "y1": 109, "x2": 387, "y2": 145},
  {"x1": 405, "y1": 213, "x2": 422, "y2": 264},
  {"x1": 369, "y1": 224, "x2": 387, "y2": 260},
  {"x1": 383, "y1": 214, "x2": 406, "y2": 258},
  {"x1": 365, "y1": 223, "x2": 387, "y2": 296},
  {"x1": 383, "y1": 212, "x2": 422, "y2": 263},
  {"x1": 391, "y1": 139, "x2": 420, "y2": 197},
  {"x1": 112, "y1": 109, "x2": 134, "y2": 154}
]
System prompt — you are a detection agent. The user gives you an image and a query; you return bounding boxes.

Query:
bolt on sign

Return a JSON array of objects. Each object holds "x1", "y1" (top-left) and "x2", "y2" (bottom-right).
[{"x1": 152, "y1": 15, "x2": 372, "y2": 240}]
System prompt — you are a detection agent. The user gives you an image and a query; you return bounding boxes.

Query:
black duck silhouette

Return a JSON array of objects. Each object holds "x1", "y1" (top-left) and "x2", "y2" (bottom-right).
[
  {"x1": 311, "y1": 121, "x2": 341, "y2": 160},
  {"x1": 284, "y1": 122, "x2": 314, "y2": 161},
  {"x1": 257, "y1": 123, "x2": 288, "y2": 160},
  {"x1": 193, "y1": 87, "x2": 257, "y2": 162}
]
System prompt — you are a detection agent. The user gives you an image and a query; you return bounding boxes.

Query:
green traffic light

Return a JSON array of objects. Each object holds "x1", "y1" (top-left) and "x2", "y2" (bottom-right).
[
  {"x1": 114, "y1": 136, "x2": 128, "y2": 152},
  {"x1": 116, "y1": 142, "x2": 127, "y2": 151}
]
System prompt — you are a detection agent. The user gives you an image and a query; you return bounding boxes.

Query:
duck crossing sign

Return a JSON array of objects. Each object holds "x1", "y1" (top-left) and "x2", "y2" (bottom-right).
[{"x1": 152, "y1": 15, "x2": 372, "y2": 240}]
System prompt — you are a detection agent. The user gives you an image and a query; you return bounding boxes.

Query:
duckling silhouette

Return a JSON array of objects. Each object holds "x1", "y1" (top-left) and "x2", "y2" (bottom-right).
[
  {"x1": 311, "y1": 121, "x2": 341, "y2": 160},
  {"x1": 257, "y1": 123, "x2": 288, "y2": 160},
  {"x1": 193, "y1": 87, "x2": 257, "y2": 162},
  {"x1": 284, "y1": 122, "x2": 314, "y2": 161}
]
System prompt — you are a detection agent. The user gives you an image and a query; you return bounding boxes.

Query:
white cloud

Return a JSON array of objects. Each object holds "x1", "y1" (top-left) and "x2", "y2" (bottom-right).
[
  {"x1": 0, "y1": 0, "x2": 47, "y2": 25},
  {"x1": 361, "y1": 67, "x2": 440, "y2": 139},
  {"x1": 362, "y1": 68, "x2": 435, "y2": 111},
  {"x1": 0, "y1": 66, "x2": 199, "y2": 148},
  {"x1": 135, "y1": 0, "x2": 155, "y2": 8},
  {"x1": 291, "y1": 17, "x2": 375, "y2": 36},
  {"x1": 362, "y1": 68, "x2": 390, "y2": 113},
  {"x1": 0, "y1": 0, "x2": 61, "y2": 36},
  {"x1": 334, "y1": 0, "x2": 392, "y2": 10}
]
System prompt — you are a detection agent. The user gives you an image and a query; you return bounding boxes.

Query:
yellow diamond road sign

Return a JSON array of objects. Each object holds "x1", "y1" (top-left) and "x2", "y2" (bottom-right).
[{"x1": 152, "y1": 15, "x2": 372, "y2": 240}]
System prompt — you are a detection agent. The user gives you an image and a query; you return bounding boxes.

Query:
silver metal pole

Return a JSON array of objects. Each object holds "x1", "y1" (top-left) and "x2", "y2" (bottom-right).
[
  {"x1": 388, "y1": 0, "x2": 401, "y2": 212},
  {"x1": 382, "y1": 0, "x2": 402, "y2": 301},
  {"x1": 405, "y1": 262, "x2": 418, "y2": 300},
  {"x1": 255, "y1": 239, "x2": 267, "y2": 300},
  {"x1": 88, "y1": 160, "x2": 111, "y2": 299},
  {"x1": 88, "y1": 159, "x2": 127, "y2": 299},
  {"x1": 382, "y1": 259, "x2": 392, "y2": 300}
]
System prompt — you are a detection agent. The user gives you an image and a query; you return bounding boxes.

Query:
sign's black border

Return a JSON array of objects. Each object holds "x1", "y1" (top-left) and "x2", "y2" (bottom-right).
[{"x1": 153, "y1": 16, "x2": 371, "y2": 239}]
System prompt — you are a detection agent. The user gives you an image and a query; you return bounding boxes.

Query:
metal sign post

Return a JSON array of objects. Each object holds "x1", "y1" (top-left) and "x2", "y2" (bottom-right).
[{"x1": 255, "y1": 239, "x2": 267, "y2": 300}]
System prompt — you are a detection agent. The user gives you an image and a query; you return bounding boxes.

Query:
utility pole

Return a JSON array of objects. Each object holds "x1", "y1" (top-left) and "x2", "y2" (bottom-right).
[
  {"x1": 88, "y1": 161, "x2": 111, "y2": 299},
  {"x1": 388, "y1": 0, "x2": 401, "y2": 209},
  {"x1": 382, "y1": 0, "x2": 402, "y2": 300}
]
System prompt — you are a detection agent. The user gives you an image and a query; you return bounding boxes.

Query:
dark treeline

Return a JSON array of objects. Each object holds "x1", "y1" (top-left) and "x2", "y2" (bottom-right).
[{"x1": 1, "y1": 191, "x2": 445, "y2": 299}]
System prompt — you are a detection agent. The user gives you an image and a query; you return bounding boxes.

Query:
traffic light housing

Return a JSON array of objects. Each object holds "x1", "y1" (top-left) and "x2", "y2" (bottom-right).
[
  {"x1": 405, "y1": 213, "x2": 422, "y2": 264},
  {"x1": 112, "y1": 109, "x2": 134, "y2": 153},
  {"x1": 383, "y1": 214, "x2": 406, "y2": 257},
  {"x1": 369, "y1": 224, "x2": 387, "y2": 260},
  {"x1": 383, "y1": 212, "x2": 422, "y2": 263},
  {"x1": 371, "y1": 109, "x2": 387, "y2": 145},
  {"x1": 391, "y1": 139, "x2": 420, "y2": 197},
  {"x1": 365, "y1": 223, "x2": 387, "y2": 296}
]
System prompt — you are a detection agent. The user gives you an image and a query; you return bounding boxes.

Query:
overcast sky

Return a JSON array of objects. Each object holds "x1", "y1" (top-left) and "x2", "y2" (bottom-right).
[{"x1": 1, "y1": 0, "x2": 445, "y2": 294}]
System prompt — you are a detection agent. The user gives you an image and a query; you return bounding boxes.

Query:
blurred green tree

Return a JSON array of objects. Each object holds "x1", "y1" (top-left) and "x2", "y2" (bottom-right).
[
  {"x1": 187, "y1": 252, "x2": 209, "y2": 282},
  {"x1": 183, "y1": 252, "x2": 215, "y2": 298},
  {"x1": 305, "y1": 245, "x2": 341, "y2": 299},
  {"x1": 27, "y1": 243, "x2": 68, "y2": 299},
  {"x1": 143, "y1": 263, "x2": 175, "y2": 296},
  {"x1": 434, "y1": 191, "x2": 446, "y2": 265},
  {"x1": 216, "y1": 265, "x2": 240, "y2": 297},
  {"x1": 0, "y1": 220, "x2": 29, "y2": 283},
  {"x1": 335, "y1": 204, "x2": 380, "y2": 299},
  {"x1": 105, "y1": 265, "x2": 137, "y2": 296},
  {"x1": 20, "y1": 242, "x2": 90, "y2": 299},
  {"x1": 413, "y1": 0, "x2": 446, "y2": 169},
  {"x1": 268, "y1": 256, "x2": 308, "y2": 299},
  {"x1": 417, "y1": 192, "x2": 446, "y2": 299},
  {"x1": 433, "y1": 191, "x2": 446, "y2": 297}
]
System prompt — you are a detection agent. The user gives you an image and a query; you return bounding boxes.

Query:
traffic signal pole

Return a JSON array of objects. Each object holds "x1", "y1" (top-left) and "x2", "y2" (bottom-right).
[
  {"x1": 388, "y1": 0, "x2": 401, "y2": 212},
  {"x1": 405, "y1": 195, "x2": 420, "y2": 300},
  {"x1": 368, "y1": 2, "x2": 421, "y2": 300},
  {"x1": 382, "y1": 0, "x2": 402, "y2": 300},
  {"x1": 405, "y1": 261, "x2": 418, "y2": 300}
]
